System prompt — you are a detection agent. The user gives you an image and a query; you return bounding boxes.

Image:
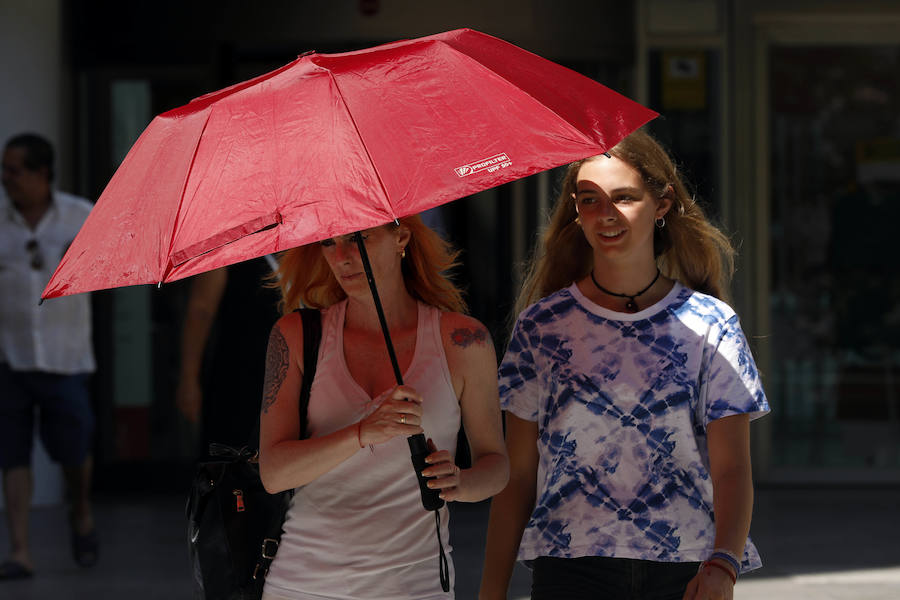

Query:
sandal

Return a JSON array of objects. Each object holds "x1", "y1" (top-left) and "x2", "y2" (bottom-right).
[
  {"x1": 70, "y1": 525, "x2": 99, "y2": 568},
  {"x1": 0, "y1": 559, "x2": 34, "y2": 580}
]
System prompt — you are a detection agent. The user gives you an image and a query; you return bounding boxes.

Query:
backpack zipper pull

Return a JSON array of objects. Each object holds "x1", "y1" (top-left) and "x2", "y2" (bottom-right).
[{"x1": 233, "y1": 489, "x2": 245, "y2": 512}]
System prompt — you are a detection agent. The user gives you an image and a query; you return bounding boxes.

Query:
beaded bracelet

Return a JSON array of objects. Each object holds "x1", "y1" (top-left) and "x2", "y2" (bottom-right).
[
  {"x1": 702, "y1": 560, "x2": 737, "y2": 584},
  {"x1": 709, "y1": 548, "x2": 741, "y2": 576}
]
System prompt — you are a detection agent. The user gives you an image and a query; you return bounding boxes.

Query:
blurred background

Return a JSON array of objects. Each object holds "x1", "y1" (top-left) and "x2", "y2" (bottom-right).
[{"x1": 1, "y1": 0, "x2": 899, "y2": 596}]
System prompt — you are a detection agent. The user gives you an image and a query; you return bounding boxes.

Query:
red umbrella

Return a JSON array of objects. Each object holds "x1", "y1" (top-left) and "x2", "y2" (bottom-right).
[{"x1": 42, "y1": 28, "x2": 655, "y2": 299}]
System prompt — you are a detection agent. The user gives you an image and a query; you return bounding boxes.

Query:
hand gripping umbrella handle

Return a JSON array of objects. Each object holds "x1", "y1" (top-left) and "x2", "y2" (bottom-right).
[
  {"x1": 408, "y1": 433, "x2": 445, "y2": 511},
  {"x1": 353, "y1": 232, "x2": 444, "y2": 512}
]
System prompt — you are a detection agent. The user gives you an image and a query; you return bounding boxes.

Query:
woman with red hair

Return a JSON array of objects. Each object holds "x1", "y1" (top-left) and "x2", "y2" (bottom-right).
[{"x1": 259, "y1": 216, "x2": 509, "y2": 599}]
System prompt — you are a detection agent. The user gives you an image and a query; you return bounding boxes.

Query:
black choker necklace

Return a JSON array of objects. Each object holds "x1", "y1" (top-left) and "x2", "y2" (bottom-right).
[{"x1": 590, "y1": 268, "x2": 661, "y2": 312}]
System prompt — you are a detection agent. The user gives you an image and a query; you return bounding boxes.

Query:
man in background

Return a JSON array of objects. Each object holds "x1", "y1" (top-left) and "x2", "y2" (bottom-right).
[
  {"x1": 0, "y1": 133, "x2": 98, "y2": 579},
  {"x1": 176, "y1": 257, "x2": 281, "y2": 452}
]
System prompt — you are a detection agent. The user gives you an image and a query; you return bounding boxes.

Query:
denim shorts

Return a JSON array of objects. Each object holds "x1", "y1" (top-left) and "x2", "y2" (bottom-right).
[
  {"x1": 0, "y1": 363, "x2": 94, "y2": 469},
  {"x1": 531, "y1": 556, "x2": 701, "y2": 600}
]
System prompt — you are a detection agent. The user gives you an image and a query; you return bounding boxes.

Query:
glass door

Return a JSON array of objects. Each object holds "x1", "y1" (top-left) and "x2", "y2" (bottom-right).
[{"x1": 767, "y1": 44, "x2": 900, "y2": 478}]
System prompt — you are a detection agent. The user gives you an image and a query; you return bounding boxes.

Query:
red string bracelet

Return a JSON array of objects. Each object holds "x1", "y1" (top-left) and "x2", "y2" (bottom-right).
[{"x1": 702, "y1": 560, "x2": 737, "y2": 584}]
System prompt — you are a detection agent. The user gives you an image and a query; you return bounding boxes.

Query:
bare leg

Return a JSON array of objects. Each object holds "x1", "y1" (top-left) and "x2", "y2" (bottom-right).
[
  {"x1": 62, "y1": 456, "x2": 94, "y2": 535},
  {"x1": 62, "y1": 456, "x2": 98, "y2": 568},
  {"x1": 2, "y1": 466, "x2": 34, "y2": 570}
]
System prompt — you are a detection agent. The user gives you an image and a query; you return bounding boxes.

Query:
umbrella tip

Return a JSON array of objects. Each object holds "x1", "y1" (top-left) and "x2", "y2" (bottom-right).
[{"x1": 157, "y1": 281, "x2": 162, "y2": 289}]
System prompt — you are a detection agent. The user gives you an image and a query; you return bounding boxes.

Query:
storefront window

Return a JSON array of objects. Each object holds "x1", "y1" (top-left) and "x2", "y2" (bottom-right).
[{"x1": 769, "y1": 45, "x2": 900, "y2": 471}]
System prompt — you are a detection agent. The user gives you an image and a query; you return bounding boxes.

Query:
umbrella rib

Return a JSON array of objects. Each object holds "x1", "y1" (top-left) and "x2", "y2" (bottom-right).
[
  {"x1": 325, "y1": 70, "x2": 397, "y2": 221},
  {"x1": 159, "y1": 109, "x2": 215, "y2": 283},
  {"x1": 440, "y1": 40, "x2": 631, "y2": 150},
  {"x1": 170, "y1": 212, "x2": 283, "y2": 267}
]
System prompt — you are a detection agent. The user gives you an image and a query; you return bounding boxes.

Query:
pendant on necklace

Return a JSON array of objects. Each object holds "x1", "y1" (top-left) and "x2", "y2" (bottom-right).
[{"x1": 589, "y1": 268, "x2": 660, "y2": 314}]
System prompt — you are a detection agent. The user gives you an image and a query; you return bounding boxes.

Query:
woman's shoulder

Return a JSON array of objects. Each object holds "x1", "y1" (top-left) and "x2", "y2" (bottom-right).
[
  {"x1": 516, "y1": 285, "x2": 579, "y2": 323},
  {"x1": 271, "y1": 304, "x2": 332, "y2": 343},
  {"x1": 438, "y1": 311, "x2": 493, "y2": 350},
  {"x1": 271, "y1": 310, "x2": 303, "y2": 344},
  {"x1": 671, "y1": 284, "x2": 740, "y2": 327}
]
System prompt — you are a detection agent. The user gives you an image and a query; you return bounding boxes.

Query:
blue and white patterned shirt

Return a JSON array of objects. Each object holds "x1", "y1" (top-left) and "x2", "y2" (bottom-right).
[{"x1": 499, "y1": 282, "x2": 769, "y2": 571}]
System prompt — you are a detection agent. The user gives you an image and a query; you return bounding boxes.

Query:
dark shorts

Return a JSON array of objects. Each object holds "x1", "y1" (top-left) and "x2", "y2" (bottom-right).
[
  {"x1": 0, "y1": 363, "x2": 94, "y2": 469},
  {"x1": 531, "y1": 556, "x2": 701, "y2": 600}
]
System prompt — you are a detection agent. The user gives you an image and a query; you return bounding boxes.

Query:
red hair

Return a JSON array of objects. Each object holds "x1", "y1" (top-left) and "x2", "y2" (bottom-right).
[{"x1": 274, "y1": 215, "x2": 467, "y2": 314}]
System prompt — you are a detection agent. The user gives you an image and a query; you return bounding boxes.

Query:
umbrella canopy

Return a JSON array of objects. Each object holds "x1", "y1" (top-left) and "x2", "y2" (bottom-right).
[{"x1": 42, "y1": 28, "x2": 656, "y2": 299}]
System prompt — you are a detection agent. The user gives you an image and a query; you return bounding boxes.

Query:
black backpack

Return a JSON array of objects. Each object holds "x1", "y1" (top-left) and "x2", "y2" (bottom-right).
[{"x1": 186, "y1": 308, "x2": 321, "y2": 599}]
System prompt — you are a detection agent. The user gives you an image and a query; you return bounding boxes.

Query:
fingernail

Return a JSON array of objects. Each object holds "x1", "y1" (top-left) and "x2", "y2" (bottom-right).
[{"x1": 426, "y1": 482, "x2": 434, "y2": 488}]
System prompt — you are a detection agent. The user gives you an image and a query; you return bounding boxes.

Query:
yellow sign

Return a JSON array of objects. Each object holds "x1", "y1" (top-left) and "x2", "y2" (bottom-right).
[{"x1": 661, "y1": 50, "x2": 707, "y2": 111}]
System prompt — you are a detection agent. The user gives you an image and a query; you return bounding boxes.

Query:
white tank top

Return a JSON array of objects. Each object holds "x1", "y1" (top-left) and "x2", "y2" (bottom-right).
[{"x1": 263, "y1": 300, "x2": 459, "y2": 600}]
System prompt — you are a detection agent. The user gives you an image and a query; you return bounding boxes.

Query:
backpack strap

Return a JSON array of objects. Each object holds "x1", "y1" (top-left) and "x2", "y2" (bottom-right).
[
  {"x1": 296, "y1": 307, "x2": 322, "y2": 439},
  {"x1": 247, "y1": 308, "x2": 322, "y2": 451}
]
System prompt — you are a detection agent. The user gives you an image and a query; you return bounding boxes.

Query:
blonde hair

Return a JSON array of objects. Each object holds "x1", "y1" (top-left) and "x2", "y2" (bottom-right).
[
  {"x1": 274, "y1": 215, "x2": 467, "y2": 314},
  {"x1": 515, "y1": 128, "x2": 735, "y2": 316}
]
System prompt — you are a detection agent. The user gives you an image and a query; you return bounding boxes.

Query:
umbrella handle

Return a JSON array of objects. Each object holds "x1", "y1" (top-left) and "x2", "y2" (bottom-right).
[{"x1": 409, "y1": 434, "x2": 445, "y2": 511}]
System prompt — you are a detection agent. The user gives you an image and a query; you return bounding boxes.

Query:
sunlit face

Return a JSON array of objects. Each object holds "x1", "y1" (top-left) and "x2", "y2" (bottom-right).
[
  {"x1": 573, "y1": 156, "x2": 670, "y2": 263},
  {"x1": 320, "y1": 225, "x2": 410, "y2": 298},
  {"x1": 1, "y1": 147, "x2": 50, "y2": 207}
]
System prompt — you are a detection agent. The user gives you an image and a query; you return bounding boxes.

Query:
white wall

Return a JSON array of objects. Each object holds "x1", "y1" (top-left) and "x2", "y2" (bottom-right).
[
  {"x1": 0, "y1": 0, "x2": 67, "y2": 507},
  {"x1": 0, "y1": 0, "x2": 70, "y2": 187}
]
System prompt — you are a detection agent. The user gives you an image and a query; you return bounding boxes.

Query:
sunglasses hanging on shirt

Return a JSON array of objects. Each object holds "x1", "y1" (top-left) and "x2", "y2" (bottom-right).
[{"x1": 26, "y1": 239, "x2": 44, "y2": 271}]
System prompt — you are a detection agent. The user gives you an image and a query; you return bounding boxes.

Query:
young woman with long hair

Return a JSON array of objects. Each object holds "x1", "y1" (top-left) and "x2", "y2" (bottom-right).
[{"x1": 480, "y1": 129, "x2": 769, "y2": 600}]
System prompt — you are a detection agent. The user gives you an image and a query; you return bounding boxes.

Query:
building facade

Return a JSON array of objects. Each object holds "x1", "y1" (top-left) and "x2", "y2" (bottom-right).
[{"x1": 3, "y1": 0, "x2": 899, "y2": 495}]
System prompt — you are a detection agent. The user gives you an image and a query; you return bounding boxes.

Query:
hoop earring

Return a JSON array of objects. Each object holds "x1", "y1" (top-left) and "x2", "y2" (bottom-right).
[{"x1": 655, "y1": 216, "x2": 666, "y2": 229}]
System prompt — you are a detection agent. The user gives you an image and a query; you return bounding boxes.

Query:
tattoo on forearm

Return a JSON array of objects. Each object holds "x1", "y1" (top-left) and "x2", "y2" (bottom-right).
[
  {"x1": 262, "y1": 326, "x2": 289, "y2": 414},
  {"x1": 450, "y1": 326, "x2": 489, "y2": 348}
]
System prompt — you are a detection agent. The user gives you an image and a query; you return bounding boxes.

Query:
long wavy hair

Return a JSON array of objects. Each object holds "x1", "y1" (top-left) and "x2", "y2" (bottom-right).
[
  {"x1": 514, "y1": 128, "x2": 735, "y2": 316},
  {"x1": 274, "y1": 215, "x2": 467, "y2": 314}
]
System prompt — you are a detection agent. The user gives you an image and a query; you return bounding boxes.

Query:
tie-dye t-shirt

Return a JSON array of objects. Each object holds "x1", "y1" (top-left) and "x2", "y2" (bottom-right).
[{"x1": 499, "y1": 282, "x2": 769, "y2": 571}]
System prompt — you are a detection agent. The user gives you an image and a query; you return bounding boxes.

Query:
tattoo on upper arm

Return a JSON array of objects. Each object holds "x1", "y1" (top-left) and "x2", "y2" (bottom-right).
[
  {"x1": 262, "y1": 326, "x2": 289, "y2": 414},
  {"x1": 450, "y1": 326, "x2": 489, "y2": 348}
]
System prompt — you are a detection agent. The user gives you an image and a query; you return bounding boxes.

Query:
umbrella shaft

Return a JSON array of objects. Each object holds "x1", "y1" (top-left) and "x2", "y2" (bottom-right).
[
  {"x1": 353, "y1": 231, "x2": 445, "y2": 513},
  {"x1": 353, "y1": 232, "x2": 404, "y2": 385}
]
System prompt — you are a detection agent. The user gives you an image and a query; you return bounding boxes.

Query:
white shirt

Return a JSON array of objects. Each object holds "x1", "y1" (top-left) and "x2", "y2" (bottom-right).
[{"x1": 0, "y1": 190, "x2": 95, "y2": 373}]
